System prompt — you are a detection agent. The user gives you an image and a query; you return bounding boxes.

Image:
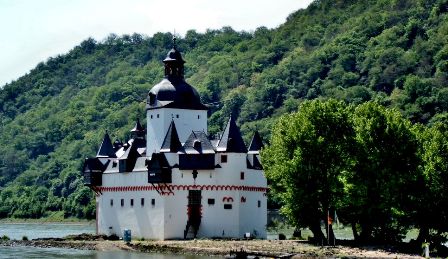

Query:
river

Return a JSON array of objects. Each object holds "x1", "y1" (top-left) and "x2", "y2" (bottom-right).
[{"x1": 0, "y1": 223, "x2": 215, "y2": 259}]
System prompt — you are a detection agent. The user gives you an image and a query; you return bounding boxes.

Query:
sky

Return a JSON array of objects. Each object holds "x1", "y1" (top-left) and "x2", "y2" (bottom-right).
[{"x1": 0, "y1": 0, "x2": 313, "y2": 87}]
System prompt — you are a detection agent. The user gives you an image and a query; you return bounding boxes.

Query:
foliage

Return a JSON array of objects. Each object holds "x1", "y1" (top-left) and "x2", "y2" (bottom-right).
[
  {"x1": 262, "y1": 99, "x2": 355, "y2": 243},
  {"x1": 262, "y1": 99, "x2": 447, "y2": 246}
]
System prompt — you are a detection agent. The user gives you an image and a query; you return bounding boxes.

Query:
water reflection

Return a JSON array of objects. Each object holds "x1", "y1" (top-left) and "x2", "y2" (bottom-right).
[{"x1": 0, "y1": 246, "x2": 216, "y2": 259}]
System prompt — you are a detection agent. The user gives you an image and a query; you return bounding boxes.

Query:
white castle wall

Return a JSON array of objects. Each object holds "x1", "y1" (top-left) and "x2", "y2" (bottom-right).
[
  {"x1": 97, "y1": 170, "x2": 165, "y2": 239},
  {"x1": 146, "y1": 108, "x2": 208, "y2": 154},
  {"x1": 96, "y1": 153, "x2": 267, "y2": 240}
]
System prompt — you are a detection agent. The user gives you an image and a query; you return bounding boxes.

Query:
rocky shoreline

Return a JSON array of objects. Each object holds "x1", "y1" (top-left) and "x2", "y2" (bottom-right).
[{"x1": 0, "y1": 234, "x2": 423, "y2": 258}]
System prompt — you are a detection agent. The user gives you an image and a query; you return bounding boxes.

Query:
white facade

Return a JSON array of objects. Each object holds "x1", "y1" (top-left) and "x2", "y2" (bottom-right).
[
  {"x1": 146, "y1": 108, "x2": 208, "y2": 154},
  {"x1": 96, "y1": 153, "x2": 267, "y2": 240}
]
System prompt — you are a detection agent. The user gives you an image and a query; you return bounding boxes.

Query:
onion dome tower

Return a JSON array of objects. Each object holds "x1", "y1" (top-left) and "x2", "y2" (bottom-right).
[{"x1": 146, "y1": 38, "x2": 208, "y2": 155}]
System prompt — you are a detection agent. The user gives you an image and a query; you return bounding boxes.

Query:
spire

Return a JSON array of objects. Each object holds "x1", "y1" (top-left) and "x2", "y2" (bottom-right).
[
  {"x1": 97, "y1": 131, "x2": 116, "y2": 158},
  {"x1": 130, "y1": 118, "x2": 145, "y2": 138},
  {"x1": 248, "y1": 131, "x2": 264, "y2": 154},
  {"x1": 217, "y1": 116, "x2": 248, "y2": 153},
  {"x1": 163, "y1": 37, "x2": 185, "y2": 78},
  {"x1": 160, "y1": 120, "x2": 182, "y2": 153}
]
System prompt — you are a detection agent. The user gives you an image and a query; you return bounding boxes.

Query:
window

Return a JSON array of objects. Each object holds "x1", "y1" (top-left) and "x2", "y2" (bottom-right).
[
  {"x1": 148, "y1": 93, "x2": 156, "y2": 105},
  {"x1": 151, "y1": 198, "x2": 155, "y2": 206},
  {"x1": 221, "y1": 155, "x2": 227, "y2": 163},
  {"x1": 151, "y1": 115, "x2": 153, "y2": 119},
  {"x1": 208, "y1": 199, "x2": 215, "y2": 205},
  {"x1": 110, "y1": 199, "x2": 113, "y2": 207},
  {"x1": 141, "y1": 198, "x2": 144, "y2": 207},
  {"x1": 224, "y1": 204, "x2": 232, "y2": 210},
  {"x1": 121, "y1": 199, "x2": 124, "y2": 207},
  {"x1": 240, "y1": 172, "x2": 244, "y2": 180},
  {"x1": 258, "y1": 200, "x2": 261, "y2": 208},
  {"x1": 157, "y1": 114, "x2": 159, "y2": 118},
  {"x1": 176, "y1": 114, "x2": 179, "y2": 118},
  {"x1": 112, "y1": 161, "x2": 117, "y2": 168},
  {"x1": 198, "y1": 115, "x2": 200, "y2": 119},
  {"x1": 130, "y1": 199, "x2": 134, "y2": 207}
]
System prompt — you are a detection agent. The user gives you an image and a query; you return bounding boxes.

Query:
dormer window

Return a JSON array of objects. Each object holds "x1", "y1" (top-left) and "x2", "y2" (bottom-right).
[
  {"x1": 193, "y1": 140, "x2": 201, "y2": 150},
  {"x1": 148, "y1": 93, "x2": 156, "y2": 105}
]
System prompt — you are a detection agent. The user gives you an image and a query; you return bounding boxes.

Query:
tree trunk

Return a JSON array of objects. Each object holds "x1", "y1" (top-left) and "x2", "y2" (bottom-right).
[
  {"x1": 328, "y1": 223, "x2": 336, "y2": 246},
  {"x1": 310, "y1": 221, "x2": 326, "y2": 245},
  {"x1": 359, "y1": 224, "x2": 372, "y2": 244},
  {"x1": 351, "y1": 222, "x2": 359, "y2": 242},
  {"x1": 416, "y1": 226, "x2": 429, "y2": 244}
]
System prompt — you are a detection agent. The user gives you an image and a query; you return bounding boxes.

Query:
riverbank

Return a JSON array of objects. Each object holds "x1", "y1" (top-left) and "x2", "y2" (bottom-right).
[
  {"x1": 0, "y1": 214, "x2": 94, "y2": 224},
  {"x1": 0, "y1": 234, "x2": 423, "y2": 258}
]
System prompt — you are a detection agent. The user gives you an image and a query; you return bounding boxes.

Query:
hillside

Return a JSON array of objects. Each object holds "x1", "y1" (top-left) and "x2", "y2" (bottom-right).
[{"x1": 1, "y1": 0, "x2": 448, "y2": 219}]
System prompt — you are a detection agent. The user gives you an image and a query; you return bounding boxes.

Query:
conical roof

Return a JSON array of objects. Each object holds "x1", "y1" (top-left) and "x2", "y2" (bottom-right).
[
  {"x1": 160, "y1": 120, "x2": 182, "y2": 153},
  {"x1": 248, "y1": 131, "x2": 264, "y2": 154},
  {"x1": 217, "y1": 116, "x2": 248, "y2": 153},
  {"x1": 131, "y1": 118, "x2": 145, "y2": 137},
  {"x1": 97, "y1": 132, "x2": 116, "y2": 158}
]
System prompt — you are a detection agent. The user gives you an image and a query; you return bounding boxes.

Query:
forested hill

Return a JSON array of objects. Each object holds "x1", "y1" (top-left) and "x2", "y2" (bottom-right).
[{"x1": 1, "y1": 0, "x2": 448, "y2": 219}]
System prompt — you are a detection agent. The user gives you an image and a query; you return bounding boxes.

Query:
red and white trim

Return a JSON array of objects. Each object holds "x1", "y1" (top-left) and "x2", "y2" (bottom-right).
[{"x1": 98, "y1": 184, "x2": 268, "y2": 193}]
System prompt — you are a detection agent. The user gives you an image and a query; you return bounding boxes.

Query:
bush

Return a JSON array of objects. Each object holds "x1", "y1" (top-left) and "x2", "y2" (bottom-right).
[
  {"x1": 278, "y1": 233, "x2": 286, "y2": 240},
  {"x1": 1, "y1": 235, "x2": 10, "y2": 241},
  {"x1": 22, "y1": 236, "x2": 28, "y2": 241}
]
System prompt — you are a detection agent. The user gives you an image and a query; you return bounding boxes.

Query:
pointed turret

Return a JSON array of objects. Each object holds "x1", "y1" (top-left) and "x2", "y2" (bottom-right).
[
  {"x1": 97, "y1": 132, "x2": 116, "y2": 158},
  {"x1": 248, "y1": 131, "x2": 264, "y2": 154},
  {"x1": 160, "y1": 120, "x2": 182, "y2": 153},
  {"x1": 217, "y1": 116, "x2": 248, "y2": 153},
  {"x1": 131, "y1": 118, "x2": 145, "y2": 138}
]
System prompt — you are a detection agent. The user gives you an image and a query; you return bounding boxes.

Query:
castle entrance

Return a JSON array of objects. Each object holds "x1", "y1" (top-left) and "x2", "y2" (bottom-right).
[{"x1": 184, "y1": 190, "x2": 202, "y2": 239}]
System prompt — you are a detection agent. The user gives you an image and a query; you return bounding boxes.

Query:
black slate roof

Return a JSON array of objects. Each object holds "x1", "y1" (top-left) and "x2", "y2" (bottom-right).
[
  {"x1": 247, "y1": 155, "x2": 263, "y2": 170},
  {"x1": 97, "y1": 132, "x2": 116, "y2": 158},
  {"x1": 182, "y1": 131, "x2": 215, "y2": 154},
  {"x1": 248, "y1": 131, "x2": 264, "y2": 154},
  {"x1": 160, "y1": 120, "x2": 182, "y2": 153},
  {"x1": 147, "y1": 45, "x2": 207, "y2": 111},
  {"x1": 163, "y1": 47, "x2": 185, "y2": 63},
  {"x1": 130, "y1": 118, "x2": 145, "y2": 137},
  {"x1": 120, "y1": 141, "x2": 140, "y2": 160},
  {"x1": 216, "y1": 116, "x2": 248, "y2": 153},
  {"x1": 146, "y1": 78, "x2": 207, "y2": 110}
]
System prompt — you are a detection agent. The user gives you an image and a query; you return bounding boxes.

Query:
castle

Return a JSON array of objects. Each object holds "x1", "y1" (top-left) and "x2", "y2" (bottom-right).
[{"x1": 82, "y1": 42, "x2": 267, "y2": 240}]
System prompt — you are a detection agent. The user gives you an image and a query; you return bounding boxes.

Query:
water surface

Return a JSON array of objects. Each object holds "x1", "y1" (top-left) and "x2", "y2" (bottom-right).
[{"x1": 0, "y1": 223, "x2": 215, "y2": 259}]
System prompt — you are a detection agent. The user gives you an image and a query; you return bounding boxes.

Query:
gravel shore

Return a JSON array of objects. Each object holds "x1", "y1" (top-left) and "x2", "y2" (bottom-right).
[{"x1": 0, "y1": 235, "x2": 423, "y2": 258}]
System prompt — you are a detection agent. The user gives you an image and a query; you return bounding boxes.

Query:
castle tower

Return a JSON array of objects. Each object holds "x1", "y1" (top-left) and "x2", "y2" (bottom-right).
[{"x1": 146, "y1": 40, "x2": 208, "y2": 155}]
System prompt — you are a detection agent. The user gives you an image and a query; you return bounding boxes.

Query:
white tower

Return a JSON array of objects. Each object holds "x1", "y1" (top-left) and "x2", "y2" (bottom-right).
[{"x1": 146, "y1": 41, "x2": 208, "y2": 155}]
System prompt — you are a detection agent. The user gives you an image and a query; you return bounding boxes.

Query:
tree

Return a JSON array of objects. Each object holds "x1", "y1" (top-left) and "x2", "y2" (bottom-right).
[
  {"x1": 417, "y1": 121, "x2": 448, "y2": 247},
  {"x1": 347, "y1": 102, "x2": 422, "y2": 243},
  {"x1": 261, "y1": 99, "x2": 355, "y2": 244}
]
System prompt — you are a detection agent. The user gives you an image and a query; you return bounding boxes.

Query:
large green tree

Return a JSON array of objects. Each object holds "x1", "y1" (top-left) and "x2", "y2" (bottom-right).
[
  {"x1": 345, "y1": 102, "x2": 422, "y2": 243},
  {"x1": 417, "y1": 121, "x2": 448, "y2": 246},
  {"x1": 261, "y1": 99, "x2": 355, "y2": 244}
]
